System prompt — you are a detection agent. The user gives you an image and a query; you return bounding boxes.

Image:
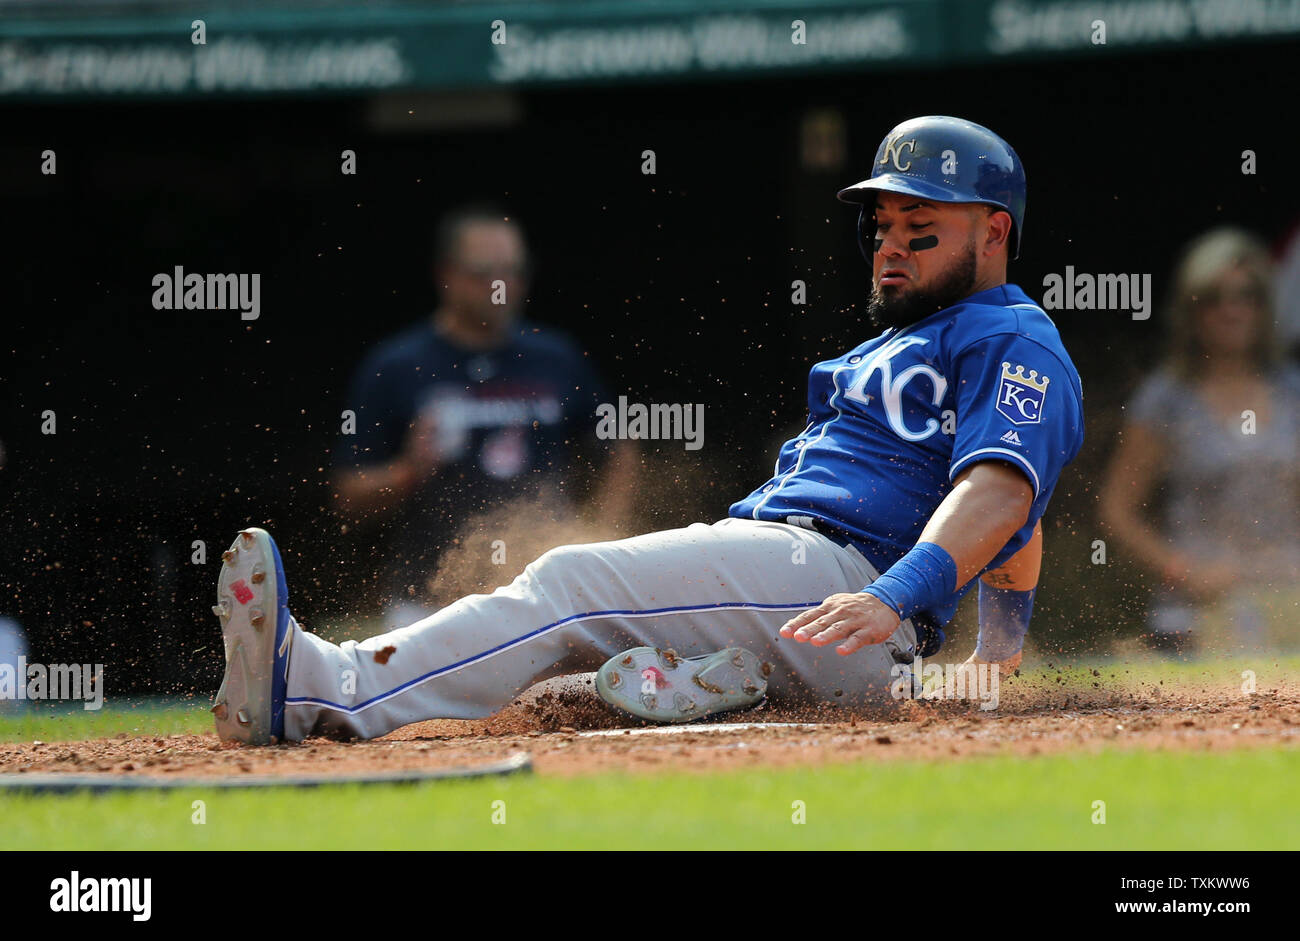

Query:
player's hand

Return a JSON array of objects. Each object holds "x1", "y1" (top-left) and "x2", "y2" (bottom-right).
[
  {"x1": 963, "y1": 650, "x2": 1021, "y2": 678},
  {"x1": 779, "y1": 592, "x2": 901, "y2": 656}
]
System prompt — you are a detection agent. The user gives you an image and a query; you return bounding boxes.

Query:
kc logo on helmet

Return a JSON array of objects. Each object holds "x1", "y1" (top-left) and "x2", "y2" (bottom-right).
[
  {"x1": 879, "y1": 135, "x2": 917, "y2": 172},
  {"x1": 996, "y1": 362, "x2": 1049, "y2": 425}
]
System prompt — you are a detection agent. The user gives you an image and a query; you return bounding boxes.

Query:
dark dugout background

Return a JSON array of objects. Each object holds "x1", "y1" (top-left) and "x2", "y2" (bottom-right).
[{"x1": 2, "y1": 38, "x2": 1296, "y2": 696}]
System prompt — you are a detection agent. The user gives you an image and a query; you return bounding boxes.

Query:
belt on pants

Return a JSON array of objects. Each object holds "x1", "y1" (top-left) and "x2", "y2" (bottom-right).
[{"x1": 803, "y1": 518, "x2": 946, "y2": 659}]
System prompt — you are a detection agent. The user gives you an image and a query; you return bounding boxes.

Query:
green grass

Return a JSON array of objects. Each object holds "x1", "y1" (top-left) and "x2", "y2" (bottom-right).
[
  {"x1": 0, "y1": 749, "x2": 1295, "y2": 850},
  {"x1": 1007, "y1": 652, "x2": 1299, "y2": 698},
  {"x1": 0, "y1": 658, "x2": 1296, "y2": 850},
  {"x1": 1030, "y1": 652, "x2": 1300, "y2": 683},
  {"x1": 0, "y1": 698, "x2": 212, "y2": 744}
]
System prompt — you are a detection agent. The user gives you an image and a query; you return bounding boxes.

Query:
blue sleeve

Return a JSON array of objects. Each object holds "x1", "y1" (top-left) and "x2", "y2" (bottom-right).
[{"x1": 947, "y1": 334, "x2": 1082, "y2": 501}]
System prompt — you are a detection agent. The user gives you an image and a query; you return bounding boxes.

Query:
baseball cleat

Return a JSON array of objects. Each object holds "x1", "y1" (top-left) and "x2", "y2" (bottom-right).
[
  {"x1": 212, "y1": 527, "x2": 296, "y2": 745},
  {"x1": 594, "y1": 645, "x2": 770, "y2": 723}
]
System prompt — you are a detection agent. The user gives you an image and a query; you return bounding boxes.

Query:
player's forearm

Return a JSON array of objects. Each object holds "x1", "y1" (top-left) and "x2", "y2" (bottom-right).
[
  {"x1": 974, "y1": 520, "x2": 1041, "y2": 660},
  {"x1": 917, "y1": 464, "x2": 1034, "y2": 586},
  {"x1": 977, "y1": 583, "x2": 1035, "y2": 660},
  {"x1": 861, "y1": 463, "x2": 1033, "y2": 621}
]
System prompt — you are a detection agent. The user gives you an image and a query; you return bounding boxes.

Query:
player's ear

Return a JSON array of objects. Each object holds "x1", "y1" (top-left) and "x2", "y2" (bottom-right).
[{"x1": 981, "y1": 208, "x2": 1013, "y2": 257}]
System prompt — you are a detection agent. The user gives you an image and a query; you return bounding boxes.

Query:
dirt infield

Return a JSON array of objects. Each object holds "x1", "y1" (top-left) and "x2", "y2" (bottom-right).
[{"x1": 1, "y1": 666, "x2": 1297, "y2": 781}]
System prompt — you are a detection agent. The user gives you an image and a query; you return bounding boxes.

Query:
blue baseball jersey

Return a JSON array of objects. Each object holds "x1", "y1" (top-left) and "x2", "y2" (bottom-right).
[{"x1": 729, "y1": 283, "x2": 1084, "y2": 627}]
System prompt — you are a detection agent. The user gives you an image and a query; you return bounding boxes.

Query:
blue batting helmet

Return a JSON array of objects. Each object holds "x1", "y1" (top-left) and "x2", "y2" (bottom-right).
[{"x1": 837, "y1": 115, "x2": 1027, "y2": 260}]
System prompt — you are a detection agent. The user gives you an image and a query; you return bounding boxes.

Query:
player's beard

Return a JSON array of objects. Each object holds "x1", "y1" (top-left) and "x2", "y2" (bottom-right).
[{"x1": 866, "y1": 238, "x2": 979, "y2": 330}]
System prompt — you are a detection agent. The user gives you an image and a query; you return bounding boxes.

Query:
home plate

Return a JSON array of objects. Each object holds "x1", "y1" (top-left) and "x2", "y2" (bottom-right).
[{"x1": 579, "y1": 722, "x2": 823, "y2": 738}]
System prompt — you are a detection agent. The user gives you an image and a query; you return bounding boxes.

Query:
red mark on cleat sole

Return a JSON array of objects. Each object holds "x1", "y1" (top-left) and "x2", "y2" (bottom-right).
[
  {"x1": 641, "y1": 666, "x2": 669, "y2": 690},
  {"x1": 230, "y1": 580, "x2": 254, "y2": 605}
]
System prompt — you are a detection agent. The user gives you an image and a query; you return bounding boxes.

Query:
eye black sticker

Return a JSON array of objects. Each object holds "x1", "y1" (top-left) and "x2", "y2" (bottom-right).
[{"x1": 908, "y1": 235, "x2": 939, "y2": 251}]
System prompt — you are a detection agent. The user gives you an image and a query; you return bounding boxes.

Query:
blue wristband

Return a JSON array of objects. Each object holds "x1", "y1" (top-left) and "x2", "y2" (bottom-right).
[
  {"x1": 861, "y1": 542, "x2": 958, "y2": 622},
  {"x1": 976, "y1": 584, "x2": 1035, "y2": 661}
]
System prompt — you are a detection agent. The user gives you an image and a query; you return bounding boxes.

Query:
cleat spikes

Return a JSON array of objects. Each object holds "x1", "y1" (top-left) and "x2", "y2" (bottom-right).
[
  {"x1": 597, "y1": 646, "x2": 767, "y2": 724},
  {"x1": 693, "y1": 674, "x2": 724, "y2": 694}
]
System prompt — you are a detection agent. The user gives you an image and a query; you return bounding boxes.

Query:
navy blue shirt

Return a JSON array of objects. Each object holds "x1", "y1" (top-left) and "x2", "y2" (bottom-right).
[
  {"x1": 730, "y1": 284, "x2": 1085, "y2": 627},
  {"x1": 338, "y1": 318, "x2": 609, "y2": 591}
]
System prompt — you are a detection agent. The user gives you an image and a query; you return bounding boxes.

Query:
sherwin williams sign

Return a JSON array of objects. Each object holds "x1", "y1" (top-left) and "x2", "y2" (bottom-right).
[{"x1": 0, "y1": 0, "x2": 1295, "y2": 98}]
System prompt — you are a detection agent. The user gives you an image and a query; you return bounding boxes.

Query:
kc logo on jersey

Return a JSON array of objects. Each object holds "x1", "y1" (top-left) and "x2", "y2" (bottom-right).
[
  {"x1": 842, "y1": 335, "x2": 948, "y2": 441},
  {"x1": 996, "y1": 362, "x2": 1050, "y2": 425}
]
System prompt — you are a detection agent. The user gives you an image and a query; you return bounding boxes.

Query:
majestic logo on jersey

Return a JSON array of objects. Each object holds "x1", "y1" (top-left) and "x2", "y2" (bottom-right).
[
  {"x1": 843, "y1": 335, "x2": 948, "y2": 441},
  {"x1": 996, "y1": 362, "x2": 1050, "y2": 425},
  {"x1": 879, "y1": 135, "x2": 917, "y2": 172}
]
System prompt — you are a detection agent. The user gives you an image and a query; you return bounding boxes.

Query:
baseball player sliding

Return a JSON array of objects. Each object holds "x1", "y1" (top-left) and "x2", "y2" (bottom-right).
[{"x1": 211, "y1": 116, "x2": 1084, "y2": 744}]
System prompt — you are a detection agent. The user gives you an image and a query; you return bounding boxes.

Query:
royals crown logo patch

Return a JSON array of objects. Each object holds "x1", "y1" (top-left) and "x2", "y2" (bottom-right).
[{"x1": 996, "y1": 362, "x2": 1049, "y2": 425}]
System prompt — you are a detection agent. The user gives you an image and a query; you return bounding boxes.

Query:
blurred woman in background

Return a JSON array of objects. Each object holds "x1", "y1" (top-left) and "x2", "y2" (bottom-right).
[{"x1": 1101, "y1": 228, "x2": 1300, "y2": 656}]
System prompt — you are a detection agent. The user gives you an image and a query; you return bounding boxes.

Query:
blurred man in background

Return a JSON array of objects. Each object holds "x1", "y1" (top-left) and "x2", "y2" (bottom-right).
[
  {"x1": 334, "y1": 207, "x2": 635, "y2": 626},
  {"x1": 1101, "y1": 228, "x2": 1300, "y2": 655},
  {"x1": 0, "y1": 438, "x2": 27, "y2": 714}
]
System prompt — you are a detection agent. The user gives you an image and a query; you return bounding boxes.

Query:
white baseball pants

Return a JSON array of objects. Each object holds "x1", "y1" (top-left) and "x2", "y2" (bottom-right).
[{"x1": 282, "y1": 518, "x2": 918, "y2": 740}]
